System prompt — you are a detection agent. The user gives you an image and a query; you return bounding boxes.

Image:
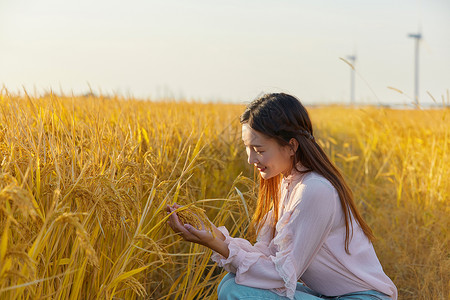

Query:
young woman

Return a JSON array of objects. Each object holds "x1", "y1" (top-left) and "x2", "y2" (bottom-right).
[{"x1": 166, "y1": 93, "x2": 397, "y2": 299}]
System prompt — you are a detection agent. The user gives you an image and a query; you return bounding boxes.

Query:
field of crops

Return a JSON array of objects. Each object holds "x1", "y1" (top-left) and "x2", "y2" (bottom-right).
[{"x1": 0, "y1": 93, "x2": 448, "y2": 299}]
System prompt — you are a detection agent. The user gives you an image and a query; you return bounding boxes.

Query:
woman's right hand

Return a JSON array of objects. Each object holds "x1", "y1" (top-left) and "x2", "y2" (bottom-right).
[
  {"x1": 165, "y1": 203, "x2": 223, "y2": 246},
  {"x1": 165, "y1": 203, "x2": 229, "y2": 258}
]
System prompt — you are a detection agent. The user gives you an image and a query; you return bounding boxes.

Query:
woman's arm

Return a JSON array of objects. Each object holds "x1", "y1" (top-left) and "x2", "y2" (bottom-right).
[{"x1": 203, "y1": 231, "x2": 230, "y2": 258}]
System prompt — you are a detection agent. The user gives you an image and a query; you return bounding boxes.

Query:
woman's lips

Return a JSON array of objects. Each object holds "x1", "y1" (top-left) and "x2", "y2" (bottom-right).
[{"x1": 257, "y1": 166, "x2": 267, "y2": 172}]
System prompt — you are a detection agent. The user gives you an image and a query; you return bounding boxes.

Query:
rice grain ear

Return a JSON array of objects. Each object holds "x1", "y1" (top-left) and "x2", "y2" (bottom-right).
[{"x1": 174, "y1": 204, "x2": 216, "y2": 238}]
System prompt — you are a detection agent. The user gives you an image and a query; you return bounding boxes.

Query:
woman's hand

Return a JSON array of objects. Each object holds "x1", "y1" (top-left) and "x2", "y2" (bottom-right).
[
  {"x1": 165, "y1": 203, "x2": 230, "y2": 258},
  {"x1": 165, "y1": 203, "x2": 217, "y2": 247}
]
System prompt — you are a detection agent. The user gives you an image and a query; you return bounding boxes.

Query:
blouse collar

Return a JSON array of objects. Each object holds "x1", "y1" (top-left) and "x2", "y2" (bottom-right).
[{"x1": 282, "y1": 163, "x2": 309, "y2": 187}]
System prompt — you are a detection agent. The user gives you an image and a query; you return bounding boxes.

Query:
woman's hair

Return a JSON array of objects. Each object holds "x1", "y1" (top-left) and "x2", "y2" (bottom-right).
[{"x1": 240, "y1": 93, "x2": 374, "y2": 254}]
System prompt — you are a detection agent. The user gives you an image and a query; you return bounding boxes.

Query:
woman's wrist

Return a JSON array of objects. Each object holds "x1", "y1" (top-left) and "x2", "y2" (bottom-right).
[
  {"x1": 206, "y1": 237, "x2": 230, "y2": 258},
  {"x1": 213, "y1": 226, "x2": 226, "y2": 241}
]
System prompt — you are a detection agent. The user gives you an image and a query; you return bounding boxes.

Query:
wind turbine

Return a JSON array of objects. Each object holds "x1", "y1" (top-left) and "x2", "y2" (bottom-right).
[{"x1": 408, "y1": 29, "x2": 422, "y2": 105}]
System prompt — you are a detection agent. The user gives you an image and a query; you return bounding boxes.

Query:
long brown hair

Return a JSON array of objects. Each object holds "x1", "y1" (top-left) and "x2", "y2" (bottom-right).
[{"x1": 240, "y1": 93, "x2": 374, "y2": 254}]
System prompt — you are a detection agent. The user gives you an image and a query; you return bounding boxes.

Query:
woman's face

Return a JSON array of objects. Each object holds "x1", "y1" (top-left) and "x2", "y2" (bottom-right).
[{"x1": 241, "y1": 124, "x2": 295, "y2": 179}]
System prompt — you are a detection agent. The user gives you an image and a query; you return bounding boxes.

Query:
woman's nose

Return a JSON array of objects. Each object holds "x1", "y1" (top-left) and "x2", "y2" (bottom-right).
[{"x1": 247, "y1": 151, "x2": 258, "y2": 165}]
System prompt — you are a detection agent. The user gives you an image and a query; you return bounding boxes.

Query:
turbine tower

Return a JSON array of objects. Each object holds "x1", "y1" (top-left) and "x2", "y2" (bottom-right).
[
  {"x1": 408, "y1": 30, "x2": 422, "y2": 105},
  {"x1": 346, "y1": 54, "x2": 356, "y2": 105}
]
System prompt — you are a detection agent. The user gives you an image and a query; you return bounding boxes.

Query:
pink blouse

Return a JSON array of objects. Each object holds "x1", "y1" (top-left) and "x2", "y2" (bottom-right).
[{"x1": 211, "y1": 168, "x2": 397, "y2": 299}]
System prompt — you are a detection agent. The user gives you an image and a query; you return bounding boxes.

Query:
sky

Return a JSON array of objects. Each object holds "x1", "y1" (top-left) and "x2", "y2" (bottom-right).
[{"x1": 1, "y1": 0, "x2": 449, "y2": 105}]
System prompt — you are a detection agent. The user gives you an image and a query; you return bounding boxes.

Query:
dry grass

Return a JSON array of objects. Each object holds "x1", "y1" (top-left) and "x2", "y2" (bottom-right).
[{"x1": 0, "y1": 91, "x2": 448, "y2": 299}]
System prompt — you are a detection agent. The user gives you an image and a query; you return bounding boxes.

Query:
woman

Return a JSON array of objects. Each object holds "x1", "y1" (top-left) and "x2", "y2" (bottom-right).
[{"x1": 166, "y1": 93, "x2": 397, "y2": 299}]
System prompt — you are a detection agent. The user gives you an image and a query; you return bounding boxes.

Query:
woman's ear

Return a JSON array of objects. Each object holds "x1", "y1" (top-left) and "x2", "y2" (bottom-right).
[{"x1": 289, "y1": 138, "x2": 299, "y2": 155}]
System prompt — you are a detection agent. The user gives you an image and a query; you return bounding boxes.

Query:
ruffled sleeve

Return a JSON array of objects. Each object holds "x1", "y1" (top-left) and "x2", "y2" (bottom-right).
[
  {"x1": 211, "y1": 177, "x2": 338, "y2": 299},
  {"x1": 211, "y1": 226, "x2": 267, "y2": 274},
  {"x1": 211, "y1": 210, "x2": 274, "y2": 271}
]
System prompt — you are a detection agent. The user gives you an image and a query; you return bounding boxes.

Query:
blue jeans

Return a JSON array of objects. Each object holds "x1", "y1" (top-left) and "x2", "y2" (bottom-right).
[{"x1": 217, "y1": 273, "x2": 391, "y2": 300}]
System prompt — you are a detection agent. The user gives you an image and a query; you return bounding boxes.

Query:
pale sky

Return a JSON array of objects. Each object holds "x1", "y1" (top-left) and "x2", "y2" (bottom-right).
[{"x1": 1, "y1": 0, "x2": 449, "y2": 105}]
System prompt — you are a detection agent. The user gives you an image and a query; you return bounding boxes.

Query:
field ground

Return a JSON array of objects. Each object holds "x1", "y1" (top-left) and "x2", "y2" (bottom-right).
[{"x1": 0, "y1": 94, "x2": 448, "y2": 299}]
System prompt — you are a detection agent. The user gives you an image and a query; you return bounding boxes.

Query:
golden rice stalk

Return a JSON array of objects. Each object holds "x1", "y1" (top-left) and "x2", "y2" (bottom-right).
[
  {"x1": 0, "y1": 173, "x2": 37, "y2": 221},
  {"x1": 174, "y1": 204, "x2": 216, "y2": 237},
  {"x1": 124, "y1": 276, "x2": 148, "y2": 297},
  {"x1": 133, "y1": 234, "x2": 167, "y2": 263},
  {"x1": 3, "y1": 270, "x2": 29, "y2": 282},
  {"x1": 6, "y1": 249, "x2": 36, "y2": 277},
  {"x1": 54, "y1": 212, "x2": 99, "y2": 267}
]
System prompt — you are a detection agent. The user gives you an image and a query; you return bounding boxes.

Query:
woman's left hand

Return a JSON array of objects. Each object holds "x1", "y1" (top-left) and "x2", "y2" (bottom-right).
[{"x1": 165, "y1": 203, "x2": 216, "y2": 247}]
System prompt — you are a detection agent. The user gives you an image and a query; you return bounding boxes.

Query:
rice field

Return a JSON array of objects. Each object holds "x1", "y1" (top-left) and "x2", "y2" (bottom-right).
[{"x1": 0, "y1": 92, "x2": 448, "y2": 299}]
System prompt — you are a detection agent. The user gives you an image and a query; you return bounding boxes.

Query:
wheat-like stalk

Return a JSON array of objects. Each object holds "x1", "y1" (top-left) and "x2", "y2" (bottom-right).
[
  {"x1": 0, "y1": 89, "x2": 447, "y2": 299},
  {"x1": 174, "y1": 204, "x2": 216, "y2": 238}
]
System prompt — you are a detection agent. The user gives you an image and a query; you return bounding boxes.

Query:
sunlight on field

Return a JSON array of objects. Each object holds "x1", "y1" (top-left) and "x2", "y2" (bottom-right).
[{"x1": 0, "y1": 93, "x2": 448, "y2": 299}]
